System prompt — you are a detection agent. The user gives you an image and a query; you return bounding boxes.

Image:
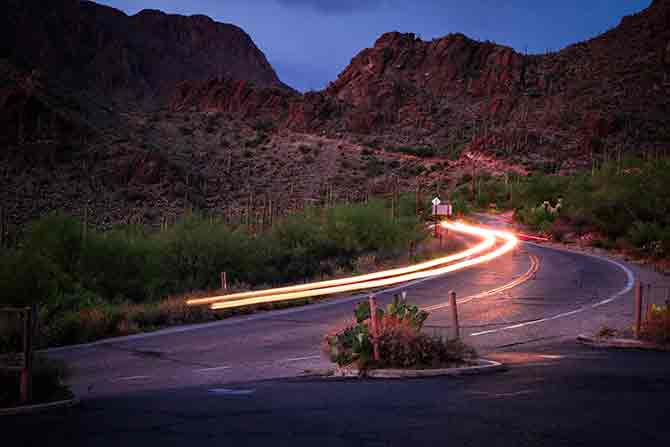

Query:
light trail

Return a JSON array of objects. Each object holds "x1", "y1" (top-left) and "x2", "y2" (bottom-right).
[
  {"x1": 187, "y1": 221, "x2": 496, "y2": 306},
  {"x1": 423, "y1": 254, "x2": 540, "y2": 311},
  {"x1": 190, "y1": 222, "x2": 518, "y2": 311}
]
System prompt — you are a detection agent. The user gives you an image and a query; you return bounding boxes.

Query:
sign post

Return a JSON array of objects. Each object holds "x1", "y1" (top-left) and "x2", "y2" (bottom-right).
[
  {"x1": 431, "y1": 197, "x2": 441, "y2": 216},
  {"x1": 432, "y1": 197, "x2": 441, "y2": 238}
]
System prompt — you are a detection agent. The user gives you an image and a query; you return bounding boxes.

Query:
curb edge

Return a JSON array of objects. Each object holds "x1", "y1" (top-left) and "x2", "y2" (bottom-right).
[{"x1": 0, "y1": 397, "x2": 80, "y2": 417}]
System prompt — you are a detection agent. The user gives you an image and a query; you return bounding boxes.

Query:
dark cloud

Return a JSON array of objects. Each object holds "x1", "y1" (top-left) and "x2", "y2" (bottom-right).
[{"x1": 276, "y1": 0, "x2": 384, "y2": 14}]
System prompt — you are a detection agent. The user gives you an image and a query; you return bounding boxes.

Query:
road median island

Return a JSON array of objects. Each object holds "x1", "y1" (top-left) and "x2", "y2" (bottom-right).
[{"x1": 322, "y1": 294, "x2": 507, "y2": 380}]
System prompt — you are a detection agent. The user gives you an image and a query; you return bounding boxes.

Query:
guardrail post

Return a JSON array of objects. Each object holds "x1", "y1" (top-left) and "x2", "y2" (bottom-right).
[
  {"x1": 449, "y1": 290, "x2": 460, "y2": 340},
  {"x1": 634, "y1": 280, "x2": 643, "y2": 340}
]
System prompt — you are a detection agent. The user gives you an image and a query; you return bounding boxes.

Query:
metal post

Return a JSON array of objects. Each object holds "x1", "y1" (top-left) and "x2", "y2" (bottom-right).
[
  {"x1": 449, "y1": 290, "x2": 460, "y2": 340},
  {"x1": 634, "y1": 280, "x2": 643, "y2": 339},
  {"x1": 368, "y1": 294, "x2": 380, "y2": 362}
]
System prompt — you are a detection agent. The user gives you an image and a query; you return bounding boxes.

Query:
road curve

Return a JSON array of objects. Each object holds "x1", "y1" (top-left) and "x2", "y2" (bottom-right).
[{"x1": 46, "y1": 222, "x2": 635, "y2": 398}]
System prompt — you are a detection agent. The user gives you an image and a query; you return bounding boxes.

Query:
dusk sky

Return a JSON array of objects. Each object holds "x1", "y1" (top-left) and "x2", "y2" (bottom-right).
[{"x1": 96, "y1": 0, "x2": 652, "y2": 92}]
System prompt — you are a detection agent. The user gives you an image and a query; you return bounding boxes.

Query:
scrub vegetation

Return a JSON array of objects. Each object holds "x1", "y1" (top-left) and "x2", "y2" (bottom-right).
[
  {"x1": 0, "y1": 200, "x2": 426, "y2": 348},
  {"x1": 324, "y1": 295, "x2": 476, "y2": 371},
  {"x1": 470, "y1": 156, "x2": 670, "y2": 261}
]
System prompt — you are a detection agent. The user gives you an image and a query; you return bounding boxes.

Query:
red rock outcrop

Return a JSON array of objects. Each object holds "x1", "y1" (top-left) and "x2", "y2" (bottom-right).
[{"x1": 171, "y1": 78, "x2": 298, "y2": 121}]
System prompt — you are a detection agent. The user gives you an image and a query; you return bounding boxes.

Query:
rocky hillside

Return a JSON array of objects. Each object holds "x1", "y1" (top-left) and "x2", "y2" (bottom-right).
[
  {"x1": 333, "y1": 0, "x2": 670, "y2": 163},
  {"x1": 1, "y1": 0, "x2": 669, "y2": 233},
  {"x1": 179, "y1": 0, "x2": 670, "y2": 169}
]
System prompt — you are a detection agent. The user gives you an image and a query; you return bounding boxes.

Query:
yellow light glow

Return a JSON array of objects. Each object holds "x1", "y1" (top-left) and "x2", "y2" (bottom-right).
[
  {"x1": 186, "y1": 221, "x2": 496, "y2": 306},
  {"x1": 198, "y1": 222, "x2": 518, "y2": 311}
]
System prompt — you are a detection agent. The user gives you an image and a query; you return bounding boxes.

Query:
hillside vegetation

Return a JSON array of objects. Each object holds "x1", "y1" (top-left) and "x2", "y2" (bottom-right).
[
  {"x1": 0, "y1": 200, "x2": 425, "y2": 347},
  {"x1": 471, "y1": 156, "x2": 670, "y2": 259}
]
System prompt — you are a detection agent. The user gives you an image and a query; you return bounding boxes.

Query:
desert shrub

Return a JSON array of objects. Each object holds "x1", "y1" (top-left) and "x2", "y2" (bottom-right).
[
  {"x1": 0, "y1": 356, "x2": 70, "y2": 407},
  {"x1": 265, "y1": 212, "x2": 333, "y2": 282},
  {"x1": 628, "y1": 221, "x2": 670, "y2": 257},
  {"x1": 23, "y1": 213, "x2": 84, "y2": 289},
  {"x1": 596, "y1": 326, "x2": 617, "y2": 338},
  {"x1": 364, "y1": 157, "x2": 385, "y2": 176},
  {"x1": 385, "y1": 146, "x2": 437, "y2": 158},
  {"x1": 42, "y1": 306, "x2": 124, "y2": 346},
  {"x1": 324, "y1": 295, "x2": 474, "y2": 370},
  {"x1": 245, "y1": 132, "x2": 267, "y2": 148},
  {"x1": 1, "y1": 201, "x2": 429, "y2": 347},
  {"x1": 158, "y1": 216, "x2": 254, "y2": 294},
  {"x1": 324, "y1": 323, "x2": 373, "y2": 368},
  {"x1": 80, "y1": 230, "x2": 162, "y2": 302},
  {"x1": 641, "y1": 304, "x2": 670, "y2": 345},
  {"x1": 377, "y1": 329, "x2": 474, "y2": 369},
  {"x1": 324, "y1": 201, "x2": 423, "y2": 267},
  {"x1": 0, "y1": 250, "x2": 61, "y2": 306}
]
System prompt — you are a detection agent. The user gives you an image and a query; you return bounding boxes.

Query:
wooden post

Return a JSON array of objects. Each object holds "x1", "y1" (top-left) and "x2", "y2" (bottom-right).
[
  {"x1": 415, "y1": 183, "x2": 421, "y2": 217},
  {"x1": 221, "y1": 272, "x2": 228, "y2": 290},
  {"x1": 368, "y1": 294, "x2": 380, "y2": 362},
  {"x1": 449, "y1": 290, "x2": 460, "y2": 340},
  {"x1": 394, "y1": 176, "x2": 400, "y2": 221},
  {"x1": 634, "y1": 280, "x2": 643, "y2": 339},
  {"x1": 83, "y1": 204, "x2": 89, "y2": 244},
  {"x1": 20, "y1": 305, "x2": 36, "y2": 404},
  {"x1": 0, "y1": 205, "x2": 5, "y2": 248},
  {"x1": 471, "y1": 165, "x2": 476, "y2": 203}
]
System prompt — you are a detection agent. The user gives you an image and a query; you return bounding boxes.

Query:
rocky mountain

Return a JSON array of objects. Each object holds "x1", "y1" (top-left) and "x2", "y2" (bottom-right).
[
  {"x1": 178, "y1": 0, "x2": 670, "y2": 169},
  {"x1": 0, "y1": 0, "x2": 287, "y2": 104}
]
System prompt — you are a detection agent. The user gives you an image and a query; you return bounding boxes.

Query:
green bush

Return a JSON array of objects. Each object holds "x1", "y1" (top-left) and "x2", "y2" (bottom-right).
[
  {"x1": 1, "y1": 200, "x2": 429, "y2": 347},
  {"x1": 377, "y1": 331, "x2": 474, "y2": 369}
]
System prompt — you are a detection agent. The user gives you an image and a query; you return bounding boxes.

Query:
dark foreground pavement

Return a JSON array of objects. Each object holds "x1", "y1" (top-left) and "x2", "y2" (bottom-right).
[{"x1": 4, "y1": 340, "x2": 670, "y2": 446}]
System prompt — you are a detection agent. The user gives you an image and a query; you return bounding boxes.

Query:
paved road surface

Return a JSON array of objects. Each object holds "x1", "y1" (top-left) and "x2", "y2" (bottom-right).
[
  {"x1": 45, "y1": 239, "x2": 632, "y2": 398},
  {"x1": 6, "y1": 341, "x2": 670, "y2": 446}
]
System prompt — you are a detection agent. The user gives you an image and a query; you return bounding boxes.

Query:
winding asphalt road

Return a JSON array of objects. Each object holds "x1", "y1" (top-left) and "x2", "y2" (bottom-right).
[{"x1": 5, "y1": 218, "x2": 670, "y2": 446}]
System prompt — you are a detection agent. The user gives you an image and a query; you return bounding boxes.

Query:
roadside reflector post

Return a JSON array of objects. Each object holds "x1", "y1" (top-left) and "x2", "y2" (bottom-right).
[
  {"x1": 449, "y1": 290, "x2": 460, "y2": 340},
  {"x1": 368, "y1": 294, "x2": 380, "y2": 362},
  {"x1": 634, "y1": 280, "x2": 643, "y2": 339}
]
